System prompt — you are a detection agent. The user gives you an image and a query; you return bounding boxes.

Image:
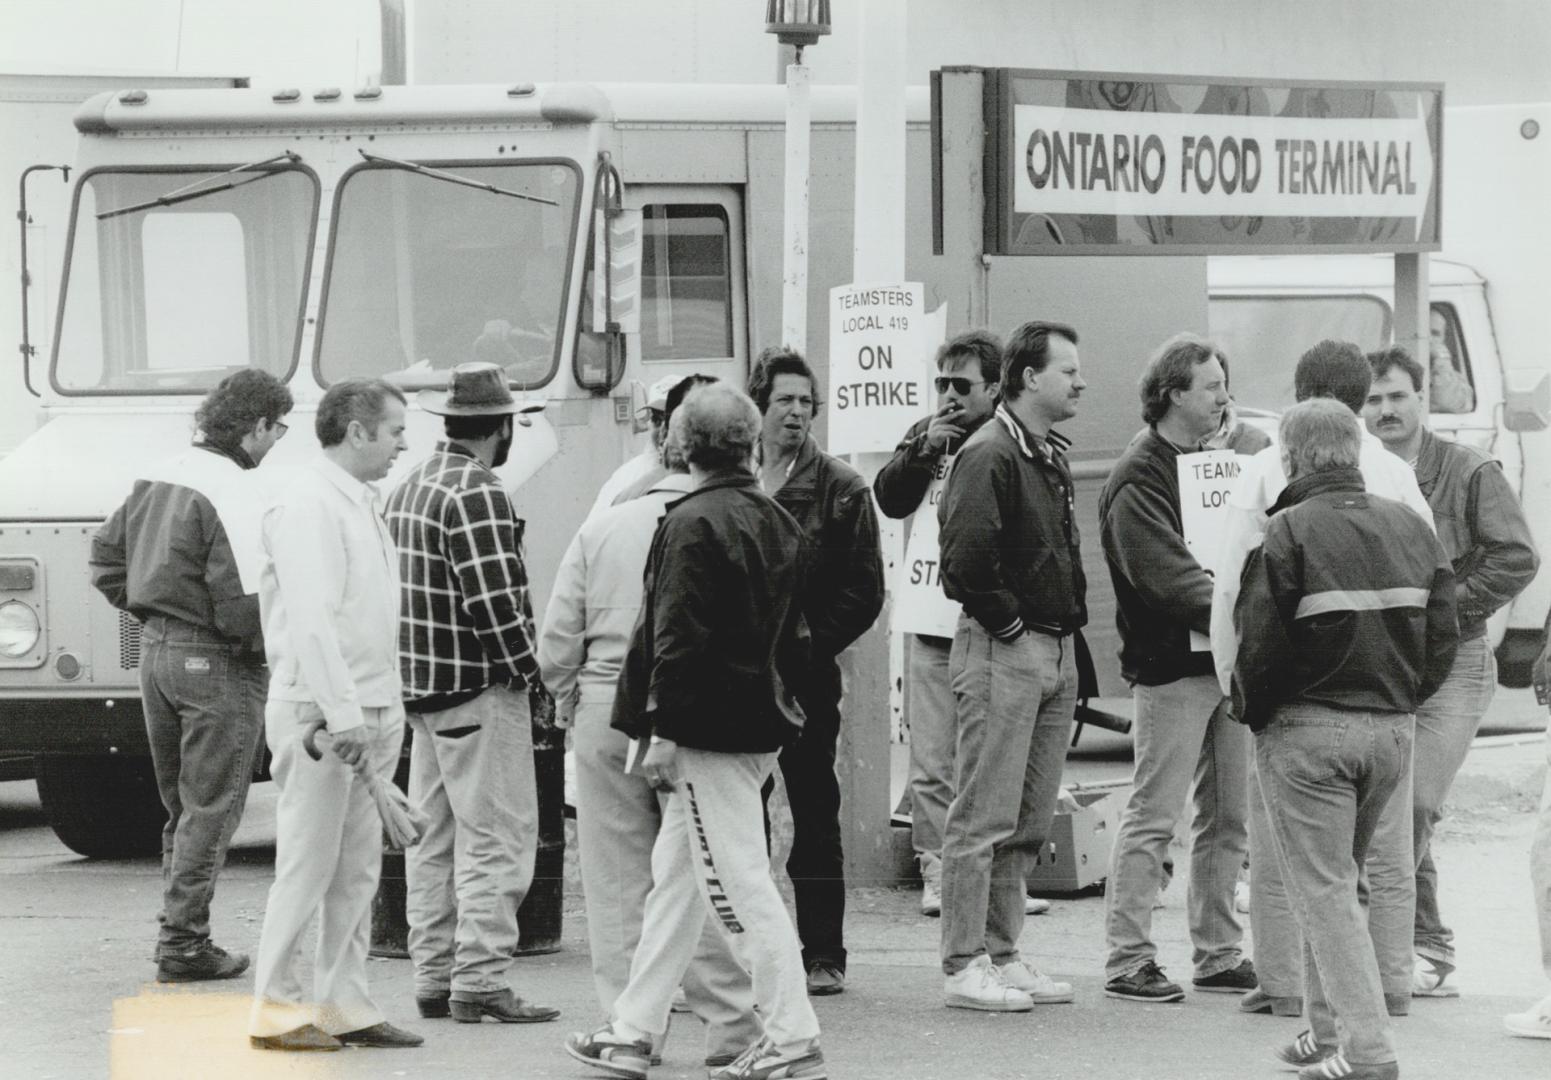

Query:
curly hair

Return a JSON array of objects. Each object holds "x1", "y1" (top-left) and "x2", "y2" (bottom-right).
[
  {"x1": 677, "y1": 384, "x2": 761, "y2": 472},
  {"x1": 1366, "y1": 346, "x2": 1425, "y2": 393},
  {"x1": 747, "y1": 347, "x2": 821, "y2": 414},
  {"x1": 195, "y1": 370, "x2": 293, "y2": 453}
]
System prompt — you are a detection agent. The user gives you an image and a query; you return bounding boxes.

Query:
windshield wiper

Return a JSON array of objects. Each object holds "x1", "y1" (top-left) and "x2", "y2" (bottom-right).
[
  {"x1": 97, "y1": 152, "x2": 302, "y2": 221},
  {"x1": 357, "y1": 150, "x2": 559, "y2": 207}
]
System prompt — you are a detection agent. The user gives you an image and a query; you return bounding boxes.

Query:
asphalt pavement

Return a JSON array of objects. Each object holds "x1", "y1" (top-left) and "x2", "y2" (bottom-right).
[{"x1": 2, "y1": 698, "x2": 1546, "y2": 1080}]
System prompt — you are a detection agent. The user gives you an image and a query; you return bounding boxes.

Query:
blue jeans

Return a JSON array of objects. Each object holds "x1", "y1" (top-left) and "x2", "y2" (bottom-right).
[
  {"x1": 1257, "y1": 705, "x2": 1413, "y2": 1067},
  {"x1": 940, "y1": 619, "x2": 1075, "y2": 975},
  {"x1": 907, "y1": 634, "x2": 955, "y2": 878},
  {"x1": 140, "y1": 615, "x2": 266, "y2": 953},
  {"x1": 1104, "y1": 674, "x2": 1248, "y2": 981},
  {"x1": 1410, "y1": 634, "x2": 1497, "y2": 966}
]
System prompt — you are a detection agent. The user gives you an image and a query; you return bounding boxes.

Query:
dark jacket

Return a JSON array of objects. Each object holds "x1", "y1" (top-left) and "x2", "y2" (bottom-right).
[
  {"x1": 1233, "y1": 468, "x2": 1459, "y2": 732},
  {"x1": 872, "y1": 412, "x2": 991, "y2": 520},
  {"x1": 89, "y1": 442, "x2": 263, "y2": 653},
  {"x1": 1412, "y1": 429, "x2": 1539, "y2": 640},
  {"x1": 1100, "y1": 427, "x2": 1232, "y2": 687},
  {"x1": 773, "y1": 436, "x2": 885, "y2": 663},
  {"x1": 938, "y1": 404, "x2": 1087, "y2": 640},
  {"x1": 611, "y1": 472, "x2": 811, "y2": 753}
]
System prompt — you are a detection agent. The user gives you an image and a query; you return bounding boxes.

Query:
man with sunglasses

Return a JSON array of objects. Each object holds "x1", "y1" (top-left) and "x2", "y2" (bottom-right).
[
  {"x1": 91, "y1": 369, "x2": 293, "y2": 984},
  {"x1": 877, "y1": 330, "x2": 1044, "y2": 920}
]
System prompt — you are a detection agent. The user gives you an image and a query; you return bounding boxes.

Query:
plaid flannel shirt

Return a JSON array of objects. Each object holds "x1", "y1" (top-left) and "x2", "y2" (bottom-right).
[{"x1": 385, "y1": 441, "x2": 544, "y2": 702}]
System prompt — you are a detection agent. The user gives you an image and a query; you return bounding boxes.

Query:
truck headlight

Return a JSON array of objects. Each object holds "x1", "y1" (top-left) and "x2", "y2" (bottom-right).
[{"x1": 0, "y1": 600, "x2": 41, "y2": 657}]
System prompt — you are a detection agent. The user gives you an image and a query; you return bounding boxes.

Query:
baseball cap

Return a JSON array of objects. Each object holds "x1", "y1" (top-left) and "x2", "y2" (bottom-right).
[{"x1": 642, "y1": 373, "x2": 690, "y2": 414}]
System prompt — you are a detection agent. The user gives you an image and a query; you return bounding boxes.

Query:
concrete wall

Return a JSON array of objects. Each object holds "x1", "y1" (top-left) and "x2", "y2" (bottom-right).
[{"x1": 414, "y1": 0, "x2": 1550, "y2": 107}]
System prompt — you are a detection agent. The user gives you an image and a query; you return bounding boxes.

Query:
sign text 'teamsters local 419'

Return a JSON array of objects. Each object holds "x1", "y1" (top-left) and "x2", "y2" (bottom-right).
[
  {"x1": 826, "y1": 283, "x2": 945, "y2": 456},
  {"x1": 972, "y1": 70, "x2": 1443, "y2": 254}
]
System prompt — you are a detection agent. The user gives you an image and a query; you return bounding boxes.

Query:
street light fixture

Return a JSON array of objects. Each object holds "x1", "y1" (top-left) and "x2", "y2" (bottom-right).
[{"x1": 765, "y1": 0, "x2": 831, "y2": 350}]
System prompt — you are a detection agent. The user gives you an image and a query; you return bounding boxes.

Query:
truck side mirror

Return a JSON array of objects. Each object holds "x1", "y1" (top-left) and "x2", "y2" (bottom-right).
[
  {"x1": 574, "y1": 154, "x2": 641, "y2": 394},
  {"x1": 1504, "y1": 368, "x2": 1551, "y2": 432}
]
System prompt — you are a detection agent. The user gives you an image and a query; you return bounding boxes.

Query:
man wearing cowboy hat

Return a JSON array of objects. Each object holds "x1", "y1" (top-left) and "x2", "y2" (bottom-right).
[{"x1": 384, "y1": 361, "x2": 560, "y2": 1026}]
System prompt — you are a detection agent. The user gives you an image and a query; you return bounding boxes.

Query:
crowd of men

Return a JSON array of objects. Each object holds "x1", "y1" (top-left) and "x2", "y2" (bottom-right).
[{"x1": 86, "y1": 315, "x2": 1551, "y2": 1079}]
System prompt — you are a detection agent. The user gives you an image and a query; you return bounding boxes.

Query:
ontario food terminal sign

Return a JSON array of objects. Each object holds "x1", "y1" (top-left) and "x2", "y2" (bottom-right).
[{"x1": 973, "y1": 68, "x2": 1442, "y2": 254}]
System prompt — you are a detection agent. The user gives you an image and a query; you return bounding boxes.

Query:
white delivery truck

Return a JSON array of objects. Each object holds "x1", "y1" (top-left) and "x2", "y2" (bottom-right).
[
  {"x1": 1208, "y1": 101, "x2": 1551, "y2": 686},
  {"x1": 4, "y1": 76, "x2": 1541, "y2": 860},
  {"x1": 0, "y1": 79, "x2": 1206, "y2": 856}
]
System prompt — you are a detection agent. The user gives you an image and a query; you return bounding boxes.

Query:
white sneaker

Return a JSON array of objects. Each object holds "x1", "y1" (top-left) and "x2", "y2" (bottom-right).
[
  {"x1": 1025, "y1": 896, "x2": 1051, "y2": 915},
  {"x1": 996, "y1": 958, "x2": 1074, "y2": 1004},
  {"x1": 921, "y1": 877, "x2": 942, "y2": 917},
  {"x1": 1504, "y1": 993, "x2": 1551, "y2": 1039},
  {"x1": 945, "y1": 955, "x2": 1034, "y2": 1012},
  {"x1": 1412, "y1": 955, "x2": 1459, "y2": 998}
]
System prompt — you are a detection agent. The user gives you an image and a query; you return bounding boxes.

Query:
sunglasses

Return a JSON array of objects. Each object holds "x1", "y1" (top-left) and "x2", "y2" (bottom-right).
[{"x1": 934, "y1": 376, "x2": 985, "y2": 395}]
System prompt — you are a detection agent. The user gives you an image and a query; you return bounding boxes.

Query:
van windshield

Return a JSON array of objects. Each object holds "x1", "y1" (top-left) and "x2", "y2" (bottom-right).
[
  {"x1": 315, "y1": 160, "x2": 581, "y2": 390},
  {"x1": 1208, "y1": 296, "x2": 1391, "y2": 413},
  {"x1": 53, "y1": 166, "x2": 316, "y2": 394}
]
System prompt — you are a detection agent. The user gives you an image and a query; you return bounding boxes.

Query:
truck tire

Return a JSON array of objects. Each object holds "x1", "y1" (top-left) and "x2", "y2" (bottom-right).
[{"x1": 33, "y1": 754, "x2": 165, "y2": 859}]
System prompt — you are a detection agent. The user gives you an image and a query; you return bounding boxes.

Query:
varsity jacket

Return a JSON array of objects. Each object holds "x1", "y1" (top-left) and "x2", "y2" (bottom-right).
[{"x1": 938, "y1": 404, "x2": 1086, "y2": 640}]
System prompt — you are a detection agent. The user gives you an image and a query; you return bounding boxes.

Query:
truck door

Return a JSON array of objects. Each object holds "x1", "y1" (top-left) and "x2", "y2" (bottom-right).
[{"x1": 621, "y1": 185, "x2": 749, "y2": 390}]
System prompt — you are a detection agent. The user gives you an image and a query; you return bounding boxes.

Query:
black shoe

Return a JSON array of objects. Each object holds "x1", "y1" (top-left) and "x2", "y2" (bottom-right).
[
  {"x1": 158, "y1": 940, "x2": 250, "y2": 983},
  {"x1": 806, "y1": 962, "x2": 845, "y2": 996},
  {"x1": 1104, "y1": 961, "x2": 1185, "y2": 1003},
  {"x1": 249, "y1": 1024, "x2": 342, "y2": 1052},
  {"x1": 449, "y1": 987, "x2": 560, "y2": 1023},
  {"x1": 416, "y1": 991, "x2": 451, "y2": 1019},
  {"x1": 1193, "y1": 959, "x2": 1257, "y2": 994},
  {"x1": 338, "y1": 1022, "x2": 424, "y2": 1048}
]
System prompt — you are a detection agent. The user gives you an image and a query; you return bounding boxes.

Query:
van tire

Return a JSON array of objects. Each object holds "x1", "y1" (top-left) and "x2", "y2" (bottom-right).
[{"x1": 34, "y1": 754, "x2": 165, "y2": 859}]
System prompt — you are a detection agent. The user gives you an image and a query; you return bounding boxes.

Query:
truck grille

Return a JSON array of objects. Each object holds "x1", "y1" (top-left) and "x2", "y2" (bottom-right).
[{"x1": 118, "y1": 611, "x2": 141, "y2": 670}]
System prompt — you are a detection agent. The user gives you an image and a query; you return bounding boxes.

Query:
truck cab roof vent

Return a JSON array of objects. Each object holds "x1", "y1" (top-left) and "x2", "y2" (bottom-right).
[
  {"x1": 118, "y1": 90, "x2": 148, "y2": 106},
  {"x1": 354, "y1": 85, "x2": 383, "y2": 101},
  {"x1": 313, "y1": 87, "x2": 342, "y2": 102},
  {"x1": 507, "y1": 83, "x2": 536, "y2": 98},
  {"x1": 272, "y1": 88, "x2": 301, "y2": 103}
]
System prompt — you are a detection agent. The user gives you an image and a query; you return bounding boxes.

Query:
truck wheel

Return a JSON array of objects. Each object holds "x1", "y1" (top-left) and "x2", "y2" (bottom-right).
[
  {"x1": 33, "y1": 754, "x2": 165, "y2": 859},
  {"x1": 1496, "y1": 628, "x2": 1547, "y2": 689}
]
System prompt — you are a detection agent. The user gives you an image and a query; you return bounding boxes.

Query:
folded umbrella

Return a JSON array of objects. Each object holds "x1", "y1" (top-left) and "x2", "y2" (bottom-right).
[{"x1": 301, "y1": 718, "x2": 428, "y2": 849}]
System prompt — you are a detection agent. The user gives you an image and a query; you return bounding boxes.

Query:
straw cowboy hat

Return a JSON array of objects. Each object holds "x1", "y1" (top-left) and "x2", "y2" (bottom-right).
[{"x1": 416, "y1": 362, "x2": 547, "y2": 417}]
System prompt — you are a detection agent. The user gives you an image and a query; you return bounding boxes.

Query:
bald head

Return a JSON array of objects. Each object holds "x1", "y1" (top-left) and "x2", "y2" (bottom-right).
[{"x1": 678, "y1": 383, "x2": 761, "y2": 474}]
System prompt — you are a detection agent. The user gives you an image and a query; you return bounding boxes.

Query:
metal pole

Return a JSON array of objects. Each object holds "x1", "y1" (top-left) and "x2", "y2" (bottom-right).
[{"x1": 781, "y1": 56, "x2": 811, "y2": 349}]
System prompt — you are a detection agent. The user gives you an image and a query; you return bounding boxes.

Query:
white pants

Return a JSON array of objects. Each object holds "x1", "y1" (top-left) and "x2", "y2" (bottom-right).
[
  {"x1": 574, "y1": 699, "x2": 759, "y2": 1061},
  {"x1": 612, "y1": 748, "x2": 819, "y2": 1056},
  {"x1": 249, "y1": 700, "x2": 405, "y2": 1037}
]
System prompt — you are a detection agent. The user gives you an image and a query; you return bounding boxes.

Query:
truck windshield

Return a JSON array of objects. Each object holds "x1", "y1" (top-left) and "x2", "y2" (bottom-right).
[
  {"x1": 316, "y1": 160, "x2": 581, "y2": 390},
  {"x1": 53, "y1": 166, "x2": 316, "y2": 394},
  {"x1": 1209, "y1": 296, "x2": 1391, "y2": 412}
]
